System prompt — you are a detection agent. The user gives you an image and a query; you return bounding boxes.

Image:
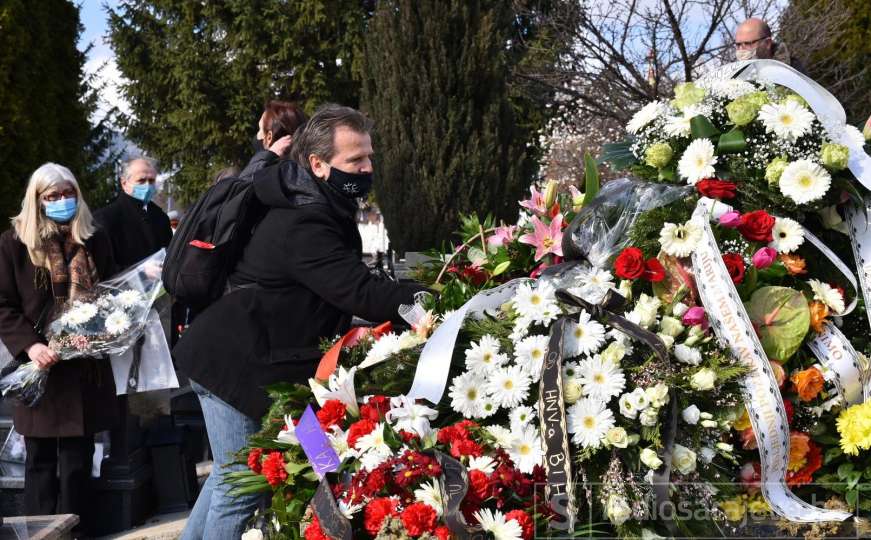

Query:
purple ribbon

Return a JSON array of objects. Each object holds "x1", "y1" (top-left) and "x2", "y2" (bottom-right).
[{"x1": 297, "y1": 405, "x2": 340, "y2": 478}]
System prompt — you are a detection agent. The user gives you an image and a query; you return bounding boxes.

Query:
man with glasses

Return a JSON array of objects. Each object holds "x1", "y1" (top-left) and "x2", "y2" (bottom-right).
[{"x1": 734, "y1": 18, "x2": 805, "y2": 73}]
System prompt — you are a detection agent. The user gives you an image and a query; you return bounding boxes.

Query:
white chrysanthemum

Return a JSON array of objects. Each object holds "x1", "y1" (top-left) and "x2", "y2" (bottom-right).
[
  {"x1": 778, "y1": 159, "x2": 832, "y2": 205},
  {"x1": 487, "y1": 425, "x2": 517, "y2": 449},
  {"x1": 769, "y1": 217, "x2": 805, "y2": 253},
  {"x1": 465, "y1": 335, "x2": 507, "y2": 375},
  {"x1": 659, "y1": 220, "x2": 703, "y2": 258},
  {"x1": 513, "y1": 334, "x2": 548, "y2": 382},
  {"x1": 627, "y1": 101, "x2": 667, "y2": 134},
  {"x1": 674, "y1": 344, "x2": 702, "y2": 365},
  {"x1": 468, "y1": 455, "x2": 497, "y2": 474},
  {"x1": 564, "y1": 310, "x2": 606, "y2": 357},
  {"x1": 809, "y1": 279, "x2": 845, "y2": 314},
  {"x1": 663, "y1": 104, "x2": 712, "y2": 138},
  {"x1": 361, "y1": 333, "x2": 403, "y2": 367},
  {"x1": 508, "y1": 425, "x2": 544, "y2": 474},
  {"x1": 758, "y1": 100, "x2": 815, "y2": 140},
  {"x1": 569, "y1": 267, "x2": 616, "y2": 305},
  {"x1": 449, "y1": 372, "x2": 485, "y2": 417},
  {"x1": 66, "y1": 302, "x2": 98, "y2": 325},
  {"x1": 512, "y1": 281, "x2": 560, "y2": 326},
  {"x1": 356, "y1": 423, "x2": 393, "y2": 471},
  {"x1": 677, "y1": 138, "x2": 718, "y2": 184},
  {"x1": 485, "y1": 365, "x2": 532, "y2": 408},
  {"x1": 414, "y1": 479, "x2": 444, "y2": 516},
  {"x1": 510, "y1": 405, "x2": 536, "y2": 431},
  {"x1": 567, "y1": 397, "x2": 615, "y2": 449},
  {"x1": 338, "y1": 500, "x2": 363, "y2": 519},
  {"x1": 578, "y1": 355, "x2": 626, "y2": 401},
  {"x1": 474, "y1": 508, "x2": 524, "y2": 540},
  {"x1": 104, "y1": 310, "x2": 131, "y2": 335},
  {"x1": 114, "y1": 290, "x2": 143, "y2": 309}
]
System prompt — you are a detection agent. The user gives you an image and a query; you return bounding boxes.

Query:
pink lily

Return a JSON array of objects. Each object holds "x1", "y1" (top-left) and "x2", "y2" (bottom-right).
[
  {"x1": 487, "y1": 225, "x2": 516, "y2": 248},
  {"x1": 518, "y1": 185, "x2": 548, "y2": 215},
  {"x1": 519, "y1": 214, "x2": 564, "y2": 261}
]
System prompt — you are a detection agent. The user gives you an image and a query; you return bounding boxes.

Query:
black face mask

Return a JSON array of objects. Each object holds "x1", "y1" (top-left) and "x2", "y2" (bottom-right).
[
  {"x1": 326, "y1": 167, "x2": 373, "y2": 198},
  {"x1": 252, "y1": 136, "x2": 264, "y2": 153}
]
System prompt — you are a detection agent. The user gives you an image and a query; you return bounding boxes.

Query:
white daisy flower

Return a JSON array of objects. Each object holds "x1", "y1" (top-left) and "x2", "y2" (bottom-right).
[
  {"x1": 360, "y1": 332, "x2": 403, "y2": 368},
  {"x1": 778, "y1": 159, "x2": 832, "y2": 205},
  {"x1": 467, "y1": 455, "x2": 497, "y2": 474},
  {"x1": 578, "y1": 355, "x2": 626, "y2": 401},
  {"x1": 567, "y1": 397, "x2": 615, "y2": 449},
  {"x1": 659, "y1": 221, "x2": 703, "y2": 258},
  {"x1": 487, "y1": 425, "x2": 517, "y2": 449},
  {"x1": 386, "y1": 395, "x2": 438, "y2": 437},
  {"x1": 478, "y1": 399, "x2": 499, "y2": 419},
  {"x1": 485, "y1": 365, "x2": 532, "y2": 408},
  {"x1": 627, "y1": 101, "x2": 667, "y2": 134},
  {"x1": 507, "y1": 425, "x2": 544, "y2": 474},
  {"x1": 569, "y1": 267, "x2": 616, "y2": 305},
  {"x1": 465, "y1": 335, "x2": 507, "y2": 375},
  {"x1": 474, "y1": 508, "x2": 524, "y2": 540},
  {"x1": 449, "y1": 371, "x2": 485, "y2": 417},
  {"x1": 562, "y1": 361, "x2": 581, "y2": 380},
  {"x1": 338, "y1": 499, "x2": 363, "y2": 519},
  {"x1": 677, "y1": 138, "x2": 718, "y2": 184},
  {"x1": 808, "y1": 279, "x2": 845, "y2": 314},
  {"x1": 769, "y1": 217, "x2": 805, "y2": 253},
  {"x1": 66, "y1": 302, "x2": 98, "y2": 325},
  {"x1": 758, "y1": 100, "x2": 815, "y2": 140},
  {"x1": 355, "y1": 423, "x2": 393, "y2": 471},
  {"x1": 413, "y1": 479, "x2": 444, "y2": 516},
  {"x1": 663, "y1": 114, "x2": 693, "y2": 138},
  {"x1": 104, "y1": 310, "x2": 131, "y2": 335},
  {"x1": 114, "y1": 290, "x2": 144, "y2": 309},
  {"x1": 564, "y1": 310, "x2": 607, "y2": 357},
  {"x1": 509, "y1": 405, "x2": 536, "y2": 431},
  {"x1": 512, "y1": 281, "x2": 560, "y2": 326},
  {"x1": 513, "y1": 334, "x2": 548, "y2": 382}
]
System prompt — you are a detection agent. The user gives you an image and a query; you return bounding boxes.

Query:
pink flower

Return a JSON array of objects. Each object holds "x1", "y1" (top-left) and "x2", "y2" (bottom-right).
[
  {"x1": 487, "y1": 225, "x2": 516, "y2": 248},
  {"x1": 719, "y1": 211, "x2": 741, "y2": 228},
  {"x1": 682, "y1": 306, "x2": 707, "y2": 327},
  {"x1": 519, "y1": 214, "x2": 564, "y2": 261},
  {"x1": 751, "y1": 247, "x2": 777, "y2": 269},
  {"x1": 518, "y1": 185, "x2": 548, "y2": 215}
]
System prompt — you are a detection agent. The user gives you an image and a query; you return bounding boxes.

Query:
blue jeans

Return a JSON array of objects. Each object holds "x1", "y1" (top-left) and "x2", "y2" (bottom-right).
[{"x1": 181, "y1": 380, "x2": 262, "y2": 540}]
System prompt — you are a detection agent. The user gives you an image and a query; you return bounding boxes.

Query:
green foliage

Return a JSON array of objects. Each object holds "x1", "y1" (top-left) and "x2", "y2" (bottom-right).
[
  {"x1": 626, "y1": 198, "x2": 695, "y2": 257},
  {"x1": 359, "y1": 0, "x2": 555, "y2": 251},
  {"x1": 0, "y1": 0, "x2": 119, "y2": 228},
  {"x1": 107, "y1": 0, "x2": 367, "y2": 203}
]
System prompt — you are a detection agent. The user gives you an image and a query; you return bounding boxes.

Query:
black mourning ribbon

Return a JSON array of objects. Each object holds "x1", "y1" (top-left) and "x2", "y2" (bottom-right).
[
  {"x1": 552, "y1": 288, "x2": 679, "y2": 536},
  {"x1": 429, "y1": 450, "x2": 488, "y2": 540},
  {"x1": 310, "y1": 478, "x2": 352, "y2": 540}
]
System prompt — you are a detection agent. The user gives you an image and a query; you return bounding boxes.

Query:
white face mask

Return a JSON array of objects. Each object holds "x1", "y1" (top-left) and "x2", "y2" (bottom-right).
[{"x1": 736, "y1": 47, "x2": 758, "y2": 61}]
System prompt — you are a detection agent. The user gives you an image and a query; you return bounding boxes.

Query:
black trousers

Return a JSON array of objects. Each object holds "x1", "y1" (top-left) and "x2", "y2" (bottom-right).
[{"x1": 24, "y1": 435, "x2": 94, "y2": 518}]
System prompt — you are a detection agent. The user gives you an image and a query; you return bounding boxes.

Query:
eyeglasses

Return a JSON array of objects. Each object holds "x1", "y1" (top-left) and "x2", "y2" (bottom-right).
[
  {"x1": 735, "y1": 35, "x2": 770, "y2": 49},
  {"x1": 41, "y1": 189, "x2": 77, "y2": 203}
]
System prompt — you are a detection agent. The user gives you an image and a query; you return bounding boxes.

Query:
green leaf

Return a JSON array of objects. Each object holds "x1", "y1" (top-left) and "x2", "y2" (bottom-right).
[
  {"x1": 824, "y1": 447, "x2": 843, "y2": 465},
  {"x1": 599, "y1": 140, "x2": 638, "y2": 169},
  {"x1": 583, "y1": 151, "x2": 600, "y2": 206},
  {"x1": 717, "y1": 128, "x2": 746, "y2": 154},
  {"x1": 690, "y1": 115, "x2": 721, "y2": 140},
  {"x1": 657, "y1": 167, "x2": 676, "y2": 181},
  {"x1": 744, "y1": 286, "x2": 810, "y2": 361},
  {"x1": 846, "y1": 489, "x2": 859, "y2": 508},
  {"x1": 838, "y1": 462, "x2": 856, "y2": 480},
  {"x1": 492, "y1": 260, "x2": 511, "y2": 276}
]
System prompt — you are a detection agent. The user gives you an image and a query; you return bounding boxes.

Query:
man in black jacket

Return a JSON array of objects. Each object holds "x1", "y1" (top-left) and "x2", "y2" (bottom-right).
[{"x1": 174, "y1": 104, "x2": 424, "y2": 540}]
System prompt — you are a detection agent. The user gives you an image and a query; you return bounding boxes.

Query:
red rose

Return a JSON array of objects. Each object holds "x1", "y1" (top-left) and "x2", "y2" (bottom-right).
[
  {"x1": 434, "y1": 526, "x2": 452, "y2": 540},
  {"x1": 401, "y1": 502, "x2": 438, "y2": 537},
  {"x1": 614, "y1": 247, "x2": 645, "y2": 279},
  {"x1": 261, "y1": 451, "x2": 288, "y2": 487},
  {"x1": 316, "y1": 400, "x2": 347, "y2": 430},
  {"x1": 247, "y1": 448, "x2": 263, "y2": 474},
  {"x1": 364, "y1": 497, "x2": 399, "y2": 537},
  {"x1": 505, "y1": 510, "x2": 535, "y2": 540},
  {"x1": 722, "y1": 253, "x2": 745, "y2": 284},
  {"x1": 696, "y1": 178, "x2": 737, "y2": 199},
  {"x1": 643, "y1": 258, "x2": 666, "y2": 282},
  {"x1": 737, "y1": 210, "x2": 775, "y2": 243},
  {"x1": 304, "y1": 515, "x2": 330, "y2": 540},
  {"x1": 347, "y1": 419, "x2": 376, "y2": 449}
]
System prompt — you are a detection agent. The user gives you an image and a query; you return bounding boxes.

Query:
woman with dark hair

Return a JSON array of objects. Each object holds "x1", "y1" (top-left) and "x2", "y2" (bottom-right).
[{"x1": 239, "y1": 100, "x2": 308, "y2": 180}]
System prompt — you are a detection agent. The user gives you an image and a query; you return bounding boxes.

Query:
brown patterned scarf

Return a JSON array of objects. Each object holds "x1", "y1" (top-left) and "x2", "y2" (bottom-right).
[{"x1": 44, "y1": 225, "x2": 99, "y2": 302}]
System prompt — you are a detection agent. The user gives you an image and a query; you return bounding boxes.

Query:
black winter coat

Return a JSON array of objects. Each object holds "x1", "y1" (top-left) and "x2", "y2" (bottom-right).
[
  {"x1": 173, "y1": 162, "x2": 424, "y2": 420},
  {"x1": 238, "y1": 150, "x2": 280, "y2": 181},
  {"x1": 94, "y1": 193, "x2": 172, "y2": 268}
]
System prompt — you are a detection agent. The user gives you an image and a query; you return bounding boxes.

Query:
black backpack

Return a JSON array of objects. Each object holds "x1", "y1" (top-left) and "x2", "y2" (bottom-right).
[{"x1": 162, "y1": 177, "x2": 266, "y2": 308}]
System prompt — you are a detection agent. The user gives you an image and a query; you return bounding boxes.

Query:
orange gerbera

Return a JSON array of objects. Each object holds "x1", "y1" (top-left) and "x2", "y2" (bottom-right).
[
  {"x1": 809, "y1": 301, "x2": 830, "y2": 334},
  {"x1": 788, "y1": 431, "x2": 811, "y2": 472},
  {"x1": 791, "y1": 366, "x2": 825, "y2": 402},
  {"x1": 787, "y1": 440, "x2": 822, "y2": 487},
  {"x1": 779, "y1": 253, "x2": 807, "y2": 275}
]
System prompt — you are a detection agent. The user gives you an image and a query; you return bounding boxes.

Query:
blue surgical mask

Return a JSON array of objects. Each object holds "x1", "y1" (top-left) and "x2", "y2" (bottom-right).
[
  {"x1": 132, "y1": 183, "x2": 156, "y2": 204},
  {"x1": 44, "y1": 198, "x2": 78, "y2": 223}
]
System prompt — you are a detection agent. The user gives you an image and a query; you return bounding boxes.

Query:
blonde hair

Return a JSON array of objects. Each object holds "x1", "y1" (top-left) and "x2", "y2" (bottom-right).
[{"x1": 11, "y1": 163, "x2": 96, "y2": 267}]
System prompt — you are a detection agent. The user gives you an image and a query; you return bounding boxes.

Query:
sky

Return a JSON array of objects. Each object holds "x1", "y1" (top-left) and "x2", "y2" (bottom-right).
[{"x1": 78, "y1": 0, "x2": 130, "y2": 119}]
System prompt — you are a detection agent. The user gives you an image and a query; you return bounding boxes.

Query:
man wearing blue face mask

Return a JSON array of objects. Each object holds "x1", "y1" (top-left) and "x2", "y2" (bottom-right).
[{"x1": 734, "y1": 18, "x2": 806, "y2": 74}]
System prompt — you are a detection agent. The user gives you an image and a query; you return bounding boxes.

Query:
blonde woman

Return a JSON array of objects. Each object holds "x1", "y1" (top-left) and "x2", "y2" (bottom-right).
[{"x1": 0, "y1": 163, "x2": 118, "y2": 526}]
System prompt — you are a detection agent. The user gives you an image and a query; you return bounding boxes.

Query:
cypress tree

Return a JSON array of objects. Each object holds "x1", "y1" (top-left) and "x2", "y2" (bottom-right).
[{"x1": 360, "y1": 0, "x2": 549, "y2": 252}]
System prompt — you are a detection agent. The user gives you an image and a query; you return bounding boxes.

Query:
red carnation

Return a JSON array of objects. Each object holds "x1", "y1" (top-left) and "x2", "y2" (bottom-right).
[
  {"x1": 434, "y1": 526, "x2": 452, "y2": 540},
  {"x1": 450, "y1": 438, "x2": 483, "y2": 458},
  {"x1": 506, "y1": 510, "x2": 535, "y2": 540},
  {"x1": 360, "y1": 395, "x2": 391, "y2": 422},
  {"x1": 316, "y1": 400, "x2": 347, "y2": 430},
  {"x1": 467, "y1": 469, "x2": 492, "y2": 502},
  {"x1": 783, "y1": 399, "x2": 794, "y2": 425},
  {"x1": 364, "y1": 497, "x2": 399, "y2": 537},
  {"x1": 304, "y1": 515, "x2": 330, "y2": 540},
  {"x1": 401, "y1": 502, "x2": 438, "y2": 537},
  {"x1": 643, "y1": 258, "x2": 666, "y2": 282},
  {"x1": 722, "y1": 253, "x2": 746, "y2": 284},
  {"x1": 261, "y1": 451, "x2": 288, "y2": 487},
  {"x1": 362, "y1": 464, "x2": 391, "y2": 496},
  {"x1": 737, "y1": 210, "x2": 775, "y2": 243},
  {"x1": 696, "y1": 178, "x2": 737, "y2": 200},
  {"x1": 347, "y1": 419, "x2": 376, "y2": 449},
  {"x1": 247, "y1": 448, "x2": 263, "y2": 474},
  {"x1": 614, "y1": 247, "x2": 645, "y2": 279},
  {"x1": 399, "y1": 430, "x2": 420, "y2": 444}
]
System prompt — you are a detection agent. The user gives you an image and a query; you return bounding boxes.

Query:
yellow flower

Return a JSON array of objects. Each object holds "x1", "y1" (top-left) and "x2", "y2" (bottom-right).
[
  {"x1": 720, "y1": 497, "x2": 746, "y2": 522},
  {"x1": 746, "y1": 495, "x2": 772, "y2": 515},
  {"x1": 733, "y1": 408, "x2": 752, "y2": 431},
  {"x1": 837, "y1": 402, "x2": 871, "y2": 455}
]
